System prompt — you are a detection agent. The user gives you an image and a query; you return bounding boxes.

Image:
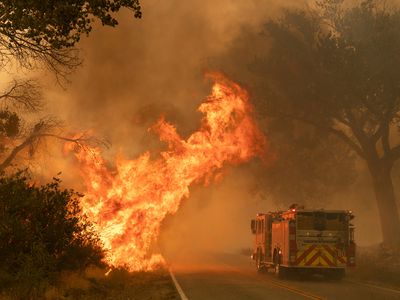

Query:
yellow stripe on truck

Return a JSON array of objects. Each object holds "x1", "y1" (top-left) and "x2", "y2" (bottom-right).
[{"x1": 296, "y1": 244, "x2": 339, "y2": 267}]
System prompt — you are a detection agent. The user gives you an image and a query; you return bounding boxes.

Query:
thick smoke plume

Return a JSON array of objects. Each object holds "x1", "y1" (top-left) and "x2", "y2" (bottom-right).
[{"x1": 27, "y1": 0, "x2": 390, "y2": 260}]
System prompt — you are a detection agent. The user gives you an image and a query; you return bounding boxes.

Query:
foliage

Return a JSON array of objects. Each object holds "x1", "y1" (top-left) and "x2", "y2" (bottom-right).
[
  {"x1": 0, "y1": 110, "x2": 20, "y2": 138},
  {"x1": 0, "y1": 0, "x2": 141, "y2": 75},
  {"x1": 0, "y1": 79, "x2": 109, "y2": 173},
  {"x1": 0, "y1": 79, "x2": 42, "y2": 170},
  {"x1": 248, "y1": 0, "x2": 400, "y2": 246},
  {"x1": 211, "y1": 26, "x2": 357, "y2": 205},
  {"x1": 0, "y1": 0, "x2": 141, "y2": 50},
  {"x1": 252, "y1": 0, "x2": 400, "y2": 163},
  {"x1": 0, "y1": 0, "x2": 138, "y2": 170},
  {"x1": 0, "y1": 172, "x2": 104, "y2": 297},
  {"x1": 257, "y1": 120, "x2": 356, "y2": 206}
]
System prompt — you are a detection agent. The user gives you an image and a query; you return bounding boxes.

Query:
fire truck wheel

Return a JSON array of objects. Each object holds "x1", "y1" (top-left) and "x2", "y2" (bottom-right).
[
  {"x1": 256, "y1": 250, "x2": 265, "y2": 273},
  {"x1": 275, "y1": 264, "x2": 287, "y2": 278}
]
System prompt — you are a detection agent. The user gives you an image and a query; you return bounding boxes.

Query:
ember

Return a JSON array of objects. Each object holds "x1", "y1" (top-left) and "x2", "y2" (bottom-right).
[{"x1": 66, "y1": 73, "x2": 266, "y2": 271}]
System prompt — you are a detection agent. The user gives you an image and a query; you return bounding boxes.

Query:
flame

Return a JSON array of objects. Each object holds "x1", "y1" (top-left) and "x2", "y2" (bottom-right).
[{"x1": 67, "y1": 73, "x2": 266, "y2": 271}]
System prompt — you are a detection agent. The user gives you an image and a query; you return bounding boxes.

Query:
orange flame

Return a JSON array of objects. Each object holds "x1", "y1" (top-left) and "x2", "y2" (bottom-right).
[{"x1": 67, "y1": 73, "x2": 266, "y2": 271}]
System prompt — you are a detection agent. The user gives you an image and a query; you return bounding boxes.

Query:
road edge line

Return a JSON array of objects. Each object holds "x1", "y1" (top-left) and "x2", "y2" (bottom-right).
[{"x1": 169, "y1": 268, "x2": 189, "y2": 300}]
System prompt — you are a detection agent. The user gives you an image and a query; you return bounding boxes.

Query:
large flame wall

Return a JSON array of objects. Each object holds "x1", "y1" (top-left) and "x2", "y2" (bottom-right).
[{"x1": 67, "y1": 73, "x2": 266, "y2": 271}]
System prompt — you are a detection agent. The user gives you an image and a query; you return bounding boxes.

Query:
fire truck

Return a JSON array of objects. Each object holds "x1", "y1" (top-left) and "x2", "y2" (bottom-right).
[{"x1": 250, "y1": 206, "x2": 355, "y2": 278}]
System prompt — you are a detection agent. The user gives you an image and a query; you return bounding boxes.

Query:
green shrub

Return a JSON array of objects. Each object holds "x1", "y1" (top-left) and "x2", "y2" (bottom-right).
[{"x1": 0, "y1": 172, "x2": 104, "y2": 298}]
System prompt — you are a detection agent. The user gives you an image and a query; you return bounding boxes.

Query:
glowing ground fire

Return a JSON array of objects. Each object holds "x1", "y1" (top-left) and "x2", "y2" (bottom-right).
[{"x1": 67, "y1": 73, "x2": 266, "y2": 271}]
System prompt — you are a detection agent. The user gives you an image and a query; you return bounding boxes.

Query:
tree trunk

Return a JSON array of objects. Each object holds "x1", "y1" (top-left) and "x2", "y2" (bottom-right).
[{"x1": 367, "y1": 160, "x2": 400, "y2": 249}]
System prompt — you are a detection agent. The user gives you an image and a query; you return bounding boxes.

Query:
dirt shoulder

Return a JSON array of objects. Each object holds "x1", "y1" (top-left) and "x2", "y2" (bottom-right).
[
  {"x1": 79, "y1": 268, "x2": 180, "y2": 300},
  {"x1": 1, "y1": 267, "x2": 180, "y2": 300}
]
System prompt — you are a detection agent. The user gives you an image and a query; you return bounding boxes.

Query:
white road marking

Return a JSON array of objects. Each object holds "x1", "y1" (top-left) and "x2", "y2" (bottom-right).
[{"x1": 169, "y1": 268, "x2": 189, "y2": 300}]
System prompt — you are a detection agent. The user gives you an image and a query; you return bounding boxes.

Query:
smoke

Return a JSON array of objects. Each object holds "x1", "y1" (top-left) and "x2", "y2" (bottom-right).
[
  {"x1": 37, "y1": 0, "x2": 292, "y2": 188},
  {"x1": 19, "y1": 0, "x2": 392, "y2": 262},
  {"x1": 31, "y1": 0, "x2": 291, "y2": 264},
  {"x1": 43, "y1": 0, "x2": 301, "y2": 138},
  {"x1": 45, "y1": 1, "x2": 278, "y2": 124}
]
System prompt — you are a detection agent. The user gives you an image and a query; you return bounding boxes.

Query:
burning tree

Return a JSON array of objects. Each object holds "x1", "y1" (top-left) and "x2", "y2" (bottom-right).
[{"x1": 251, "y1": 0, "x2": 400, "y2": 248}]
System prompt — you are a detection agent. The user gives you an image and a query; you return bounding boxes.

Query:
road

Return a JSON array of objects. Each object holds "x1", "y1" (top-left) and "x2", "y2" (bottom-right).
[{"x1": 169, "y1": 253, "x2": 400, "y2": 300}]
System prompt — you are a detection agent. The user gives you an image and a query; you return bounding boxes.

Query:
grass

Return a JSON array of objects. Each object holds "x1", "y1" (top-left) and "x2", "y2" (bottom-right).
[{"x1": 0, "y1": 266, "x2": 180, "y2": 300}]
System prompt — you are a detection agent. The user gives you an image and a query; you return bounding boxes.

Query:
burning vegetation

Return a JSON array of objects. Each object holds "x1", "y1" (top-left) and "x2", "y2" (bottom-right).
[{"x1": 65, "y1": 73, "x2": 266, "y2": 271}]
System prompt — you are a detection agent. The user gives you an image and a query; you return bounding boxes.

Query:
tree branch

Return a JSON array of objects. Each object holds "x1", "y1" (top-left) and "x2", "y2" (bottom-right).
[
  {"x1": 327, "y1": 127, "x2": 365, "y2": 159},
  {"x1": 272, "y1": 111, "x2": 366, "y2": 159},
  {"x1": 0, "y1": 121, "x2": 109, "y2": 173},
  {"x1": 0, "y1": 31, "x2": 81, "y2": 83},
  {"x1": 0, "y1": 135, "x2": 35, "y2": 173},
  {"x1": 0, "y1": 79, "x2": 43, "y2": 112}
]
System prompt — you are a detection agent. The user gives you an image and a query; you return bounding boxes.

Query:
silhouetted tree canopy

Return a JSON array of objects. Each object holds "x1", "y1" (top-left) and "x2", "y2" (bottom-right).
[
  {"x1": 0, "y1": 0, "x2": 141, "y2": 74},
  {"x1": 0, "y1": 0, "x2": 141, "y2": 49},
  {"x1": 210, "y1": 19, "x2": 356, "y2": 207},
  {"x1": 249, "y1": 0, "x2": 400, "y2": 248},
  {"x1": 254, "y1": 120, "x2": 356, "y2": 207}
]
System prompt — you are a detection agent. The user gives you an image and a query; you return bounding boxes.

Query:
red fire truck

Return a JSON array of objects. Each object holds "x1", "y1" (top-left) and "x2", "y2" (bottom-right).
[{"x1": 250, "y1": 206, "x2": 355, "y2": 278}]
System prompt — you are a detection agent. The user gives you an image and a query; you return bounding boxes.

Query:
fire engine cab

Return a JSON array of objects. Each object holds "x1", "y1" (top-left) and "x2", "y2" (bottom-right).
[{"x1": 250, "y1": 205, "x2": 355, "y2": 278}]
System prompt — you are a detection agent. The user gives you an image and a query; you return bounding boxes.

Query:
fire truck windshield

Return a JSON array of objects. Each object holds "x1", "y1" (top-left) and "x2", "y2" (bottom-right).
[{"x1": 296, "y1": 212, "x2": 347, "y2": 231}]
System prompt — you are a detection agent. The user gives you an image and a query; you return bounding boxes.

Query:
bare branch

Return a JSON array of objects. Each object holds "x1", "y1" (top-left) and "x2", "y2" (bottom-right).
[
  {"x1": 0, "y1": 32, "x2": 81, "y2": 83},
  {"x1": 41, "y1": 133, "x2": 110, "y2": 152},
  {"x1": 0, "y1": 118, "x2": 110, "y2": 173},
  {"x1": 0, "y1": 134, "x2": 36, "y2": 173},
  {"x1": 0, "y1": 79, "x2": 43, "y2": 112}
]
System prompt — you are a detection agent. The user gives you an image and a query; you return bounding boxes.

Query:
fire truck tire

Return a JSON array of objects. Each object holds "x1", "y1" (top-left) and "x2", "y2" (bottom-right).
[
  {"x1": 256, "y1": 250, "x2": 265, "y2": 273},
  {"x1": 275, "y1": 265, "x2": 287, "y2": 278}
]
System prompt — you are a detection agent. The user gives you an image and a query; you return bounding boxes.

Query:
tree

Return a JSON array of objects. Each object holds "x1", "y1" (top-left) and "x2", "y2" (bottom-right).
[
  {"x1": 0, "y1": 173, "x2": 104, "y2": 297},
  {"x1": 254, "y1": 119, "x2": 356, "y2": 208},
  {"x1": 0, "y1": 0, "x2": 138, "y2": 172},
  {"x1": 0, "y1": 0, "x2": 141, "y2": 77},
  {"x1": 0, "y1": 79, "x2": 109, "y2": 174},
  {"x1": 251, "y1": 0, "x2": 400, "y2": 248},
  {"x1": 208, "y1": 28, "x2": 356, "y2": 208}
]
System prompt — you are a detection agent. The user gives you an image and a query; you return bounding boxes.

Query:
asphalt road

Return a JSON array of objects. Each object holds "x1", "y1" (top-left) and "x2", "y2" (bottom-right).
[{"x1": 169, "y1": 253, "x2": 400, "y2": 300}]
